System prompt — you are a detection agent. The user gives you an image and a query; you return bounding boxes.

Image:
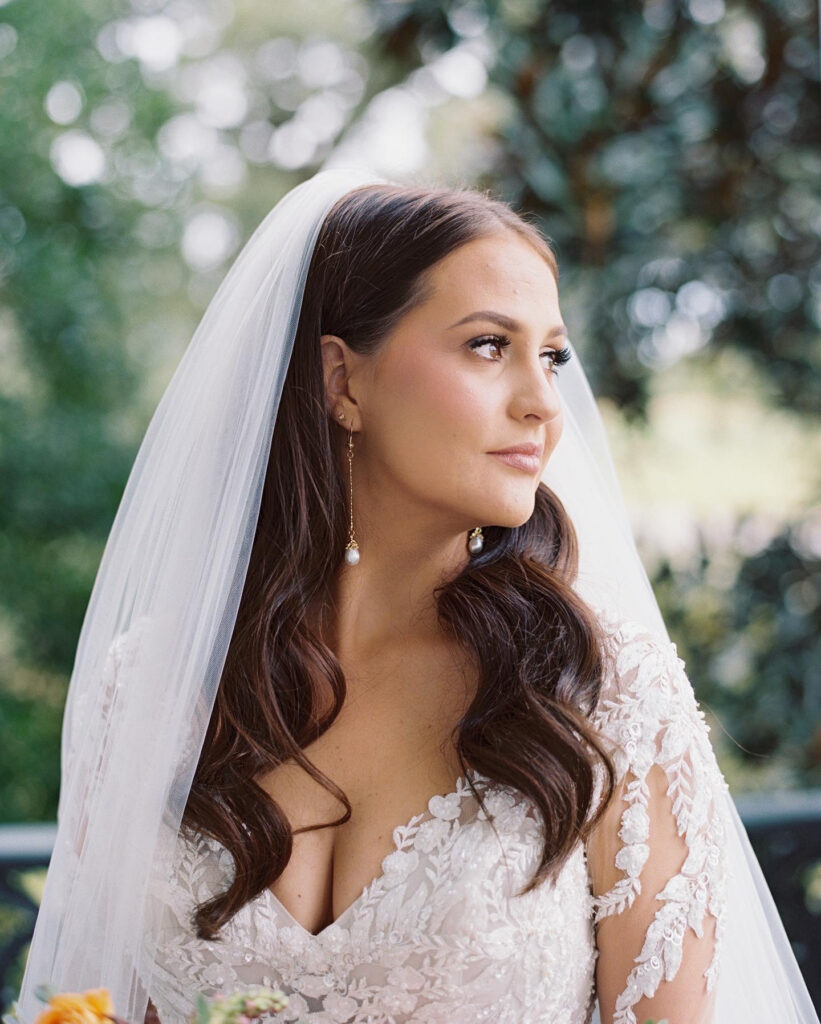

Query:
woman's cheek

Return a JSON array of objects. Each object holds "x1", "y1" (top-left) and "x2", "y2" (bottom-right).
[
  {"x1": 419, "y1": 377, "x2": 493, "y2": 488},
  {"x1": 420, "y1": 367, "x2": 488, "y2": 435},
  {"x1": 543, "y1": 403, "x2": 564, "y2": 467}
]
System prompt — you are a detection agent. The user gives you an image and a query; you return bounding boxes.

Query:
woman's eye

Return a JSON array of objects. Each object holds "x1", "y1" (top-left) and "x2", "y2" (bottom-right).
[
  {"x1": 468, "y1": 334, "x2": 510, "y2": 360},
  {"x1": 468, "y1": 335, "x2": 573, "y2": 374},
  {"x1": 549, "y1": 345, "x2": 572, "y2": 373}
]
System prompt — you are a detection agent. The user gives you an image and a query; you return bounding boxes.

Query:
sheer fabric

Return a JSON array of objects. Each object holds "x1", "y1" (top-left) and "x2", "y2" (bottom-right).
[
  {"x1": 87, "y1": 607, "x2": 731, "y2": 1024},
  {"x1": 588, "y1": 615, "x2": 728, "y2": 1024}
]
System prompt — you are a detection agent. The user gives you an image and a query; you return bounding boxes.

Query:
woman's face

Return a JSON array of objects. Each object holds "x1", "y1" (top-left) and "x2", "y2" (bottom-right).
[{"x1": 323, "y1": 229, "x2": 567, "y2": 535}]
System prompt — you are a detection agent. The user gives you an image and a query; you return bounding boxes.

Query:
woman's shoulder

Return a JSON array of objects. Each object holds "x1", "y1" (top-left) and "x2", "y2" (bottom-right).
[
  {"x1": 149, "y1": 825, "x2": 233, "y2": 919},
  {"x1": 585, "y1": 603, "x2": 725, "y2": 786},
  {"x1": 588, "y1": 602, "x2": 693, "y2": 705},
  {"x1": 589, "y1": 601, "x2": 677, "y2": 662}
]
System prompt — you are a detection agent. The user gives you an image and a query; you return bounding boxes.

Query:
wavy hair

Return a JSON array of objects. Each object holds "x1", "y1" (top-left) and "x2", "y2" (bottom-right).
[{"x1": 180, "y1": 182, "x2": 617, "y2": 940}]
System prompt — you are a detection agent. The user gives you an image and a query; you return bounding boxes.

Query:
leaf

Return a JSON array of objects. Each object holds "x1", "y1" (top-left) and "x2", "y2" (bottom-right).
[{"x1": 196, "y1": 992, "x2": 211, "y2": 1024}]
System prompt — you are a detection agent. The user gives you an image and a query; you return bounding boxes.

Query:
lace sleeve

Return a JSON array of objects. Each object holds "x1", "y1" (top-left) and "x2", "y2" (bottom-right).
[{"x1": 585, "y1": 614, "x2": 731, "y2": 1024}]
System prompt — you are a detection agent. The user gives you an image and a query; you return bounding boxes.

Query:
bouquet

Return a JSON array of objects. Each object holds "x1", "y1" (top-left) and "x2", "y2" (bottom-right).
[{"x1": 2, "y1": 984, "x2": 307, "y2": 1024}]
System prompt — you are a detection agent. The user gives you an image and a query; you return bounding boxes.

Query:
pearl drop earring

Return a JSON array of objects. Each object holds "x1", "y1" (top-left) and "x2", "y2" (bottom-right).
[
  {"x1": 339, "y1": 411, "x2": 360, "y2": 566},
  {"x1": 468, "y1": 526, "x2": 484, "y2": 555}
]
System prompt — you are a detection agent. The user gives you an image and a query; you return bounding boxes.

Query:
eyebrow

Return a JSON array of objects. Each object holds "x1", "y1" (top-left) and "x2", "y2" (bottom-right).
[{"x1": 447, "y1": 310, "x2": 569, "y2": 341}]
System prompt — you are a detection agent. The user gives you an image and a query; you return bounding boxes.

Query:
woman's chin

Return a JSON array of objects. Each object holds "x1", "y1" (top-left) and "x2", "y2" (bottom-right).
[{"x1": 477, "y1": 501, "x2": 536, "y2": 532}]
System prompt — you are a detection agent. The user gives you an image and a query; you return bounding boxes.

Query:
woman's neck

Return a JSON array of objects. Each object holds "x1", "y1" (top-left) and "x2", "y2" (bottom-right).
[{"x1": 309, "y1": 534, "x2": 471, "y2": 663}]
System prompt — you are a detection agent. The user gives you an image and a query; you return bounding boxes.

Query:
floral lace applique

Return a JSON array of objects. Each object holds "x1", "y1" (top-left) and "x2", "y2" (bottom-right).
[
  {"x1": 587, "y1": 610, "x2": 730, "y2": 1024},
  {"x1": 146, "y1": 771, "x2": 598, "y2": 1024}
]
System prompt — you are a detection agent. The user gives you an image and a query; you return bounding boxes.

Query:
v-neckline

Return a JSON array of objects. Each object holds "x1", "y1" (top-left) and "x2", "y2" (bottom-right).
[{"x1": 259, "y1": 767, "x2": 488, "y2": 941}]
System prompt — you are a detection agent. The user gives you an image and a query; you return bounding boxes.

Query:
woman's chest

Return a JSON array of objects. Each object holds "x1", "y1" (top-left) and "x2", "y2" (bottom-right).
[
  {"x1": 253, "y1": 645, "x2": 479, "y2": 934},
  {"x1": 150, "y1": 781, "x2": 598, "y2": 1024}
]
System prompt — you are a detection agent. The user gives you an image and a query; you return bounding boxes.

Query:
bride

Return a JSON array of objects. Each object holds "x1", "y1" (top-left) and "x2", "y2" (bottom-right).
[{"x1": 12, "y1": 168, "x2": 819, "y2": 1024}]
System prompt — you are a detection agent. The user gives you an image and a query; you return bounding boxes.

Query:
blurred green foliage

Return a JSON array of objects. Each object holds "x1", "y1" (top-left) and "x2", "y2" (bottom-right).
[
  {"x1": 0, "y1": 0, "x2": 154, "y2": 819},
  {"x1": 0, "y1": 0, "x2": 819, "y2": 821},
  {"x1": 367, "y1": 0, "x2": 820, "y2": 416},
  {"x1": 651, "y1": 516, "x2": 821, "y2": 788}
]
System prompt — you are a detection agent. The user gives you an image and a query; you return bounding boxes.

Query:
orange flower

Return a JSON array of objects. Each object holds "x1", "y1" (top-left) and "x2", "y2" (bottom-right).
[{"x1": 34, "y1": 988, "x2": 115, "y2": 1024}]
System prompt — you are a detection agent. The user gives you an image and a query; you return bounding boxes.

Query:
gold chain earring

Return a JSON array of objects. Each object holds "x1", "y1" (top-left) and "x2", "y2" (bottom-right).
[
  {"x1": 339, "y1": 411, "x2": 360, "y2": 566},
  {"x1": 467, "y1": 526, "x2": 484, "y2": 555}
]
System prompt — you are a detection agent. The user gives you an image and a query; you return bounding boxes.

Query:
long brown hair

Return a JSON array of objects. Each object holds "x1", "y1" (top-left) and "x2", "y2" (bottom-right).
[{"x1": 181, "y1": 182, "x2": 616, "y2": 939}]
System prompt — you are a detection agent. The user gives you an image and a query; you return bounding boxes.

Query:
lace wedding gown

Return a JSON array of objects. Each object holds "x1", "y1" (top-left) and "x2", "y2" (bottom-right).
[{"x1": 102, "y1": 610, "x2": 729, "y2": 1024}]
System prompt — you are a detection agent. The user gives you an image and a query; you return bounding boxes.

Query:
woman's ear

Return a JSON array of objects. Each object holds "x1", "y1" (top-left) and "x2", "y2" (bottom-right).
[{"x1": 320, "y1": 333, "x2": 361, "y2": 428}]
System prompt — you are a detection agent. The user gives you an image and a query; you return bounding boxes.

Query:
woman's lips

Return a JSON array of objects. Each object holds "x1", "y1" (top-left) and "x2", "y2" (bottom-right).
[{"x1": 489, "y1": 451, "x2": 541, "y2": 474}]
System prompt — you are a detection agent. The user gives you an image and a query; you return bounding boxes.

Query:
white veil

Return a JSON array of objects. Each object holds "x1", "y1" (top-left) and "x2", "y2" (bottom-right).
[{"x1": 11, "y1": 167, "x2": 818, "y2": 1024}]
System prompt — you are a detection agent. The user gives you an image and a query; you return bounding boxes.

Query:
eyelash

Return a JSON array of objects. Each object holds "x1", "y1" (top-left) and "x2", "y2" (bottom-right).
[{"x1": 467, "y1": 334, "x2": 573, "y2": 373}]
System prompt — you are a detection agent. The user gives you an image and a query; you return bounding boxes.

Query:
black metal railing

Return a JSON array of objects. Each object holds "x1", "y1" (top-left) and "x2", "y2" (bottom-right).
[
  {"x1": 2, "y1": 793, "x2": 820, "y2": 1015},
  {"x1": 731, "y1": 789, "x2": 821, "y2": 1006},
  {"x1": 0, "y1": 825, "x2": 57, "y2": 1015}
]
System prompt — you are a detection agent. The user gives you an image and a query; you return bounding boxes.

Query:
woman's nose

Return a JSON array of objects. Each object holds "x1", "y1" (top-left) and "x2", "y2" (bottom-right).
[{"x1": 508, "y1": 359, "x2": 563, "y2": 423}]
